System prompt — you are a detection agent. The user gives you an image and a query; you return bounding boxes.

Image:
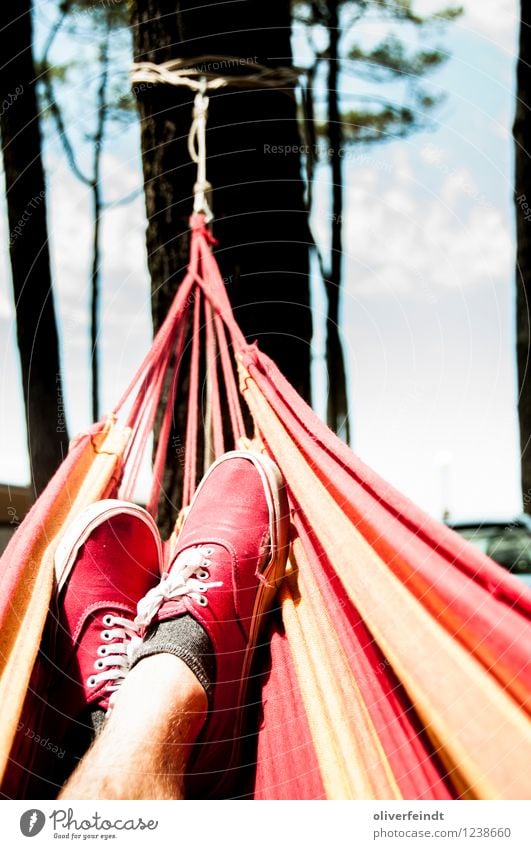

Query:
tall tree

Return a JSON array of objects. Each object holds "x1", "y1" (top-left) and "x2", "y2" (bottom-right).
[
  {"x1": 0, "y1": 2, "x2": 68, "y2": 493},
  {"x1": 40, "y1": 0, "x2": 136, "y2": 421},
  {"x1": 326, "y1": 0, "x2": 349, "y2": 441},
  {"x1": 514, "y1": 1, "x2": 531, "y2": 513},
  {"x1": 296, "y1": 0, "x2": 461, "y2": 439},
  {"x1": 131, "y1": 0, "x2": 312, "y2": 530}
]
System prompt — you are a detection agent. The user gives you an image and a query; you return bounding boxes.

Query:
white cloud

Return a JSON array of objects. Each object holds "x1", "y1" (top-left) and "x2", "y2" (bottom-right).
[
  {"x1": 420, "y1": 143, "x2": 448, "y2": 167},
  {"x1": 337, "y1": 150, "x2": 512, "y2": 300},
  {"x1": 411, "y1": 0, "x2": 517, "y2": 54},
  {"x1": 460, "y1": 0, "x2": 518, "y2": 53},
  {"x1": 47, "y1": 153, "x2": 146, "y2": 299},
  {"x1": 20, "y1": 154, "x2": 153, "y2": 433}
]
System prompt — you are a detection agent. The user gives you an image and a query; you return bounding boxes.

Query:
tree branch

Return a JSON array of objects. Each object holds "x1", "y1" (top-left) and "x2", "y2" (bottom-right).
[{"x1": 40, "y1": 2, "x2": 92, "y2": 186}]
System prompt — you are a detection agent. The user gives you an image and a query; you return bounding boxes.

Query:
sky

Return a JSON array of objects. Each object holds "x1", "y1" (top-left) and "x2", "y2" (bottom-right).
[{"x1": 0, "y1": 0, "x2": 523, "y2": 522}]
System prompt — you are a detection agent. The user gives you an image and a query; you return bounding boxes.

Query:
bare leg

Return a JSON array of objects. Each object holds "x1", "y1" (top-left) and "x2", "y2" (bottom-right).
[{"x1": 59, "y1": 654, "x2": 207, "y2": 800}]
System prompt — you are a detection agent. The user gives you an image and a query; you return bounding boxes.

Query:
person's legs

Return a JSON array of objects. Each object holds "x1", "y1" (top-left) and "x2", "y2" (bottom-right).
[
  {"x1": 59, "y1": 654, "x2": 207, "y2": 800},
  {"x1": 40, "y1": 499, "x2": 162, "y2": 794},
  {"x1": 132, "y1": 450, "x2": 290, "y2": 798},
  {"x1": 51, "y1": 450, "x2": 289, "y2": 800}
]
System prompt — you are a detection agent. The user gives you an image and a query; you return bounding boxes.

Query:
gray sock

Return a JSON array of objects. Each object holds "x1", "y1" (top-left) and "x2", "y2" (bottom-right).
[
  {"x1": 89, "y1": 708, "x2": 106, "y2": 734},
  {"x1": 130, "y1": 616, "x2": 215, "y2": 704}
]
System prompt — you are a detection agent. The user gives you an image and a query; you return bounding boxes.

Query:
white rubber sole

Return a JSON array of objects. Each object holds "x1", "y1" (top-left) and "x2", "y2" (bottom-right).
[{"x1": 54, "y1": 499, "x2": 163, "y2": 596}]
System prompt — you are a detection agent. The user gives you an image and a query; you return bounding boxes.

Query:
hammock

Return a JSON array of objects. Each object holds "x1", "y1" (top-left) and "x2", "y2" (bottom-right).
[{"x1": 1, "y1": 213, "x2": 530, "y2": 800}]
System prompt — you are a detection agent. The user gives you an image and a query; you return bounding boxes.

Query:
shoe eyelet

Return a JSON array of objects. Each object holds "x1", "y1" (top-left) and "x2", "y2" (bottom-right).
[
  {"x1": 204, "y1": 548, "x2": 214, "y2": 556},
  {"x1": 101, "y1": 630, "x2": 112, "y2": 641},
  {"x1": 196, "y1": 569, "x2": 209, "y2": 580},
  {"x1": 97, "y1": 645, "x2": 108, "y2": 656},
  {"x1": 102, "y1": 614, "x2": 114, "y2": 627},
  {"x1": 94, "y1": 659, "x2": 105, "y2": 670},
  {"x1": 87, "y1": 675, "x2": 97, "y2": 688},
  {"x1": 197, "y1": 595, "x2": 208, "y2": 607}
]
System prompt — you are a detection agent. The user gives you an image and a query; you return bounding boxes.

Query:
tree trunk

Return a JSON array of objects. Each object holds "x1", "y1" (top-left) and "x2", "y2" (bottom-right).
[
  {"x1": 514, "y1": 1, "x2": 531, "y2": 514},
  {"x1": 90, "y1": 23, "x2": 111, "y2": 423},
  {"x1": 326, "y1": 0, "x2": 350, "y2": 442},
  {"x1": 131, "y1": 0, "x2": 312, "y2": 530},
  {"x1": 0, "y1": 1, "x2": 68, "y2": 494}
]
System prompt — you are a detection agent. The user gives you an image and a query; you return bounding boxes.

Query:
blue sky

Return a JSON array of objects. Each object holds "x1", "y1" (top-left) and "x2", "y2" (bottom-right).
[
  {"x1": 0, "y1": 0, "x2": 523, "y2": 521},
  {"x1": 311, "y1": 0, "x2": 521, "y2": 519}
]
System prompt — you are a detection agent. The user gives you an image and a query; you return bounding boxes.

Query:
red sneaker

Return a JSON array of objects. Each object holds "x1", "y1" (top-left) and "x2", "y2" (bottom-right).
[
  {"x1": 135, "y1": 450, "x2": 290, "y2": 796},
  {"x1": 48, "y1": 499, "x2": 163, "y2": 723}
]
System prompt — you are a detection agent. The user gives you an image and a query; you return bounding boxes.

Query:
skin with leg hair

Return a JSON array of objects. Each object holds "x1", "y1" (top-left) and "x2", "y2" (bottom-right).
[{"x1": 59, "y1": 654, "x2": 207, "y2": 800}]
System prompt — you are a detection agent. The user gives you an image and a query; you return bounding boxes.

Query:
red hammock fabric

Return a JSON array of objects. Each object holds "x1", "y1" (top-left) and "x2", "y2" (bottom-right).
[
  {"x1": 1, "y1": 214, "x2": 530, "y2": 800},
  {"x1": 241, "y1": 344, "x2": 531, "y2": 707}
]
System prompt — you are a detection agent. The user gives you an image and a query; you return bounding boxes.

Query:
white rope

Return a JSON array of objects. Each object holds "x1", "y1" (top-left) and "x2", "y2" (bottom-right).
[
  {"x1": 188, "y1": 82, "x2": 213, "y2": 220},
  {"x1": 131, "y1": 57, "x2": 305, "y2": 223},
  {"x1": 131, "y1": 55, "x2": 304, "y2": 93}
]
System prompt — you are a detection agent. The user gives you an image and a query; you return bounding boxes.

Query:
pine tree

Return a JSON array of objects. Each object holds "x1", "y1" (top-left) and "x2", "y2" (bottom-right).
[
  {"x1": 514, "y1": 1, "x2": 531, "y2": 513},
  {"x1": 0, "y1": 2, "x2": 68, "y2": 493}
]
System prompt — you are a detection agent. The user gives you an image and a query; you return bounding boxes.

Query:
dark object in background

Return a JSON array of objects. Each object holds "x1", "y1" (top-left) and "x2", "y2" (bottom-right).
[{"x1": 448, "y1": 516, "x2": 531, "y2": 586}]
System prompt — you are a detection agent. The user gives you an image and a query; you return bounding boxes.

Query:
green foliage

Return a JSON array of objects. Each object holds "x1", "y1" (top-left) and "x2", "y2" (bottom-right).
[
  {"x1": 61, "y1": 0, "x2": 129, "y2": 29},
  {"x1": 296, "y1": 0, "x2": 462, "y2": 146},
  {"x1": 365, "y1": 1, "x2": 462, "y2": 25},
  {"x1": 110, "y1": 90, "x2": 137, "y2": 120},
  {"x1": 44, "y1": 0, "x2": 462, "y2": 152},
  {"x1": 315, "y1": 94, "x2": 443, "y2": 144},
  {"x1": 348, "y1": 35, "x2": 446, "y2": 82},
  {"x1": 341, "y1": 105, "x2": 415, "y2": 142},
  {"x1": 35, "y1": 58, "x2": 71, "y2": 84},
  {"x1": 39, "y1": 0, "x2": 135, "y2": 145}
]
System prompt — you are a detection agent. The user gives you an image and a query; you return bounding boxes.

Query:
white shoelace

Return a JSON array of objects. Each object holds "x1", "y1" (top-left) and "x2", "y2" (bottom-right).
[
  {"x1": 86, "y1": 613, "x2": 139, "y2": 714},
  {"x1": 135, "y1": 545, "x2": 223, "y2": 629}
]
